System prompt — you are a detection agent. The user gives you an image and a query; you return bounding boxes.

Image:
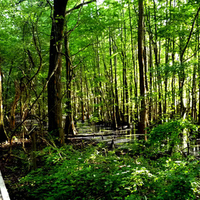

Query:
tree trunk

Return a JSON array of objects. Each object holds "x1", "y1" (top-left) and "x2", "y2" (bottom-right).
[
  {"x1": 128, "y1": 0, "x2": 138, "y2": 126},
  {"x1": 192, "y1": 54, "x2": 197, "y2": 121},
  {"x1": 198, "y1": 19, "x2": 200, "y2": 125},
  {"x1": 147, "y1": 7, "x2": 153, "y2": 124},
  {"x1": 48, "y1": 0, "x2": 68, "y2": 145},
  {"x1": 113, "y1": 38, "x2": 121, "y2": 127},
  {"x1": 0, "y1": 61, "x2": 7, "y2": 143},
  {"x1": 64, "y1": 33, "x2": 77, "y2": 137},
  {"x1": 138, "y1": 0, "x2": 146, "y2": 136},
  {"x1": 153, "y1": 0, "x2": 162, "y2": 121},
  {"x1": 109, "y1": 30, "x2": 117, "y2": 128}
]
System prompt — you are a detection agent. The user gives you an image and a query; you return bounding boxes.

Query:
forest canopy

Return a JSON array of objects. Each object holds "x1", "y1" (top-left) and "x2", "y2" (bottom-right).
[
  {"x1": 1, "y1": 0, "x2": 200, "y2": 199},
  {"x1": 0, "y1": 0, "x2": 200, "y2": 142}
]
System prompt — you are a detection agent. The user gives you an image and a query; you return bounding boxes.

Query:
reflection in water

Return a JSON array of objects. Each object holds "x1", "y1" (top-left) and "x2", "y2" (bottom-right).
[
  {"x1": 75, "y1": 123, "x2": 148, "y2": 145},
  {"x1": 75, "y1": 123, "x2": 200, "y2": 156},
  {"x1": 181, "y1": 128, "x2": 200, "y2": 156}
]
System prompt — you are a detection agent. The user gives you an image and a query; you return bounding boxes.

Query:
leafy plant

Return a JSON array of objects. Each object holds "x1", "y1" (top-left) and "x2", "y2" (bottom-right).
[
  {"x1": 19, "y1": 143, "x2": 200, "y2": 200},
  {"x1": 149, "y1": 119, "x2": 198, "y2": 155}
]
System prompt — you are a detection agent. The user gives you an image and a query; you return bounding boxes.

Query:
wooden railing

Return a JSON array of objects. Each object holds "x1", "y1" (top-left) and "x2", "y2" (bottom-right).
[{"x1": 0, "y1": 171, "x2": 10, "y2": 200}]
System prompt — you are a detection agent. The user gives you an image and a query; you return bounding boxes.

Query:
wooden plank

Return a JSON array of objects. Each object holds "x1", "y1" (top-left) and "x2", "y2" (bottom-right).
[{"x1": 0, "y1": 171, "x2": 10, "y2": 200}]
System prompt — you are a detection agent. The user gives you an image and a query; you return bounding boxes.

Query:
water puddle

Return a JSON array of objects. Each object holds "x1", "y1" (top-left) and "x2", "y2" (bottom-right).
[{"x1": 71, "y1": 123, "x2": 200, "y2": 157}]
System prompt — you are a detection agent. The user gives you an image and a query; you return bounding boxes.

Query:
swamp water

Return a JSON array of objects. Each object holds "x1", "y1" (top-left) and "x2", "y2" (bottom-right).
[{"x1": 69, "y1": 123, "x2": 200, "y2": 157}]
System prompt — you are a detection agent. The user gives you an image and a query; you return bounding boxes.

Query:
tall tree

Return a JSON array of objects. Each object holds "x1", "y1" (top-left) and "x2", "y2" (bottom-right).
[
  {"x1": 48, "y1": 0, "x2": 68, "y2": 145},
  {"x1": 0, "y1": 58, "x2": 7, "y2": 143},
  {"x1": 138, "y1": 0, "x2": 146, "y2": 135}
]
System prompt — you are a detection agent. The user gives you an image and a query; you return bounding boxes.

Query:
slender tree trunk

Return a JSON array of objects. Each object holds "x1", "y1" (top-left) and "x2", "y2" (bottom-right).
[
  {"x1": 147, "y1": 7, "x2": 153, "y2": 124},
  {"x1": 192, "y1": 53, "x2": 197, "y2": 121},
  {"x1": 0, "y1": 60, "x2": 7, "y2": 143},
  {"x1": 10, "y1": 81, "x2": 20, "y2": 130},
  {"x1": 143, "y1": 13, "x2": 149, "y2": 127},
  {"x1": 170, "y1": 0, "x2": 176, "y2": 118},
  {"x1": 80, "y1": 66, "x2": 85, "y2": 123},
  {"x1": 113, "y1": 38, "x2": 121, "y2": 126},
  {"x1": 64, "y1": 33, "x2": 77, "y2": 137},
  {"x1": 109, "y1": 29, "x2": 117, "y2": 128},
  {"x1": 128, "y1": 1, "x2": 138, "y2": 125},
  {"x1": 138, "y1": 0, "x2": 146, "y2": 135},
  {"x1": 198, "y1": 19, "x2": 200, "y2": 125},
  {"x1": 84, "y1": 64, "x2": 90, "y2": 120},
  {"x1": 164, "y1": 38, "x2": 169, "y2": 116},
  {"x1": 153, "y1": 0, "x2": 162, "y2": 121},
  {"x1": 120, "y1": 14, "x2": 129, "y2": 127},
  {"x1": 149, "y1": 40, "x2": 153, "y2": 124},
  {"x1": 171, "y1": 36, "x2": 176, "y2": 117}
]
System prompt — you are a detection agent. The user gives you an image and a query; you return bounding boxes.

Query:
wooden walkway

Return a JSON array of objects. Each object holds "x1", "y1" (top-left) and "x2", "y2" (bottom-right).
[{"x1": 0, "y1": 171, "x2": 10, "y2": 200}]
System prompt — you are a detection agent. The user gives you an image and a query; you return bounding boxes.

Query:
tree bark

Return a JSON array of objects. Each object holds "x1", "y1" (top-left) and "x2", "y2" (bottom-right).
[
  {"x1": 138, "y1": 0, "x2": 146, "y2": 135},
  {"x1": 0, "y1": 60, "x2": 7, "y2": 143},
  {"x1": 64, "y1": 32, "x2": 77, "y2": 137},
  {"x1": 128, "y1": 0, "x2": 138, "y2": 125},
  {"x1": 48, "y1": 0, "x2": 68, "y2": 145}
]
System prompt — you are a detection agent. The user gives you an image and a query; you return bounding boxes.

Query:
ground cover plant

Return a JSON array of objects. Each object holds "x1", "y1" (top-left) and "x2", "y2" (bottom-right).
[
  {"x1": 18, "y1": 140, "x2": 200, "y2": 200},
  {"x1": 1, "y1": 118, "x2": 200, "y2": 199}
]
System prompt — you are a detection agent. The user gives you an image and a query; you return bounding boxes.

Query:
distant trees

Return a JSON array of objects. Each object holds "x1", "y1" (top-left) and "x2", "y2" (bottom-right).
[{"x1": 0, "y1": 0, "x2": 200, "y2": 144}]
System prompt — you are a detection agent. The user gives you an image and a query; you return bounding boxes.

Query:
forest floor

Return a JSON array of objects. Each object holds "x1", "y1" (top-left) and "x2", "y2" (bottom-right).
[
  {"x1": 1, "y1": 129, "x2": 200, "y2": 200},
  {"x1": 0, "y1": 138, "x2": 96, "y2": 200},
  {"x1": 0, "y1": 141, "x2": 33, "y2": 200}
]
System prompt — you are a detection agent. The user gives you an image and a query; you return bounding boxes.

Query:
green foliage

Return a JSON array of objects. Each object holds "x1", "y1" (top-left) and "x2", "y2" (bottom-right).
[
  {"x1": 89, "y1": 116, "x2": 100, "y2": 123},
  {"x1": 149, "y1": 118, "x2": 198, "y2": 153},
  {"x1": 155, "y1": 159, "x2": 200, "y2": 200},
  {"x1": 20, "y1": 143, "x2": 200, "y2": 200}
]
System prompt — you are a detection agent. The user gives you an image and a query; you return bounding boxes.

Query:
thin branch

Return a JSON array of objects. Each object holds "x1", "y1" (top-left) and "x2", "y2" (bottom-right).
[
  {"x1": 65, "y1": 0, "x2": 96, "y2": 15},
  {"x1": 28, "y1": 23, "x2": 43, "y2": 83},
  {"x1": 183, "y1": 46, "x2": 200, "y2": 62},
  {"x1": 71, "y1": 42, "x2": 97, "y2": 56},
  {"x1": 46, "y1": 0, "x2": 53, "y2": 20},
  {"x1": 71, "y1": 57, "x2": 87, "y2": 70},
  {"x1": 26, "y1": 50, "x2": 36, "y2": 68},
  {"x1": 10, "y1": 59, "x2": 60, "y2": 139},
  {"x1": 67, "y1": 5, "x2": 83, "y2": 36}
]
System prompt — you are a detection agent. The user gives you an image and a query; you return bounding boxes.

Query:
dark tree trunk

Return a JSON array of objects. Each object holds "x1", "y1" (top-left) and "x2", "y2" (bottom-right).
[
  {"x1": 48, "y1": 0, "x2": 68, "y2": 145},
  {"x1": 113, "y1": 38, "x2": 121, "y2": 127},
  {"x1": 198, "y1": 20, "x2": 200, "y2": 125},
  {"x1": 128, "y1": 1, "x2": 138, "y2": 125},
  {"x1": 153, "y1": 0, "x2": 162, "y2": 121},
  {"x1": 192, "y1": 54, "x2": 197, "y2": 121},
  {"x1": 0, "y1": 62, "x2": 7, "y2": 143},
  {"x1": 109, "y1": 30, "x2": 117, "y2": 128},
  {"x1": 138, "y1": 0, "x2": 146, "y2": 135}
]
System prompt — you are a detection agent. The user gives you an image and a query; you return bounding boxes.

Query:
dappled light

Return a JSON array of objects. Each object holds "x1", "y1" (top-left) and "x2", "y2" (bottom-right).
[{"x1": 1, "y1": 0, "x2": 200, "y2": 199}]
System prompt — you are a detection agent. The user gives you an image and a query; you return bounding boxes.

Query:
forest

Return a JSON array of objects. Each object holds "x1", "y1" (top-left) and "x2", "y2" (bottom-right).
[{"x1": 1, "y1": 0, "x2": 200, "y2": 199}]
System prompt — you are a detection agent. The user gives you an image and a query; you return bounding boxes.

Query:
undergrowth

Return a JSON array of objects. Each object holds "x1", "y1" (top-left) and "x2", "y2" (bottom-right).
[{"x1": 19, "y1": 141, "x2": 200, "y2": 200}]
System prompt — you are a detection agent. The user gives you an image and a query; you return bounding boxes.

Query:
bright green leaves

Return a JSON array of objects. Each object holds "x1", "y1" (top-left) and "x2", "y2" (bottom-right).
[{"x1": 19, "y1": 143, "x2": 200, "y2": 199}]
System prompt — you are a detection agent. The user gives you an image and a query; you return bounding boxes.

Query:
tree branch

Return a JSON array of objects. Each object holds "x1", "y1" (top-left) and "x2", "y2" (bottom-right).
[
  {"x1": 16, "y1": 0, "x2": 26, "y2": 5},
  {"x1": 65, "y1": 0, "x2": 96, "y2": 15},
  {"x1": 181, "y1": 7, "x2": 200, "y2": 62},
  {"x1": 71, "y1": 42, "x2": 97, "y2": 56}
]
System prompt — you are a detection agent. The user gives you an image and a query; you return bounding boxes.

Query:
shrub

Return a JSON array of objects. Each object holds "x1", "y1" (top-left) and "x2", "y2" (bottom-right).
[
  {"x1": 19, "y1": 143, "x2": 200, "y2": 199},
  {"x1": 149, "y1": 119, "x2": 198, "y2": 154}
]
